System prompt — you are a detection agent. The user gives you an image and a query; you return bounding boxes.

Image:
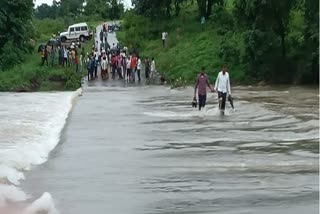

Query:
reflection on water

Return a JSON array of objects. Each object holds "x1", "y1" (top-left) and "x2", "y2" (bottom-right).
[{"x1": 20, "y1": 85, "x2": 319, "y2": 214}]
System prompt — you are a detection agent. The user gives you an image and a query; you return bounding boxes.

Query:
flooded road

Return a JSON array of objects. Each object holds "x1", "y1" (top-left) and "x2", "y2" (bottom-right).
[{"x1": 21, "y1": 82, "x2": 319, "y2": 214}]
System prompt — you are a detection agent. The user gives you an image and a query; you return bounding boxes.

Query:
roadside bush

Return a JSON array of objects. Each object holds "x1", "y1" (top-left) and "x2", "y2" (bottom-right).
[
  {"x1": 218, "y1": 32, "x2": 241, "y2": 65},
  {"x1": 209, "y1": 5, "x2": 234, "y2": 35},
  {"x1": 0, "y1": 40, "x2": 25, "y2": 70},
  {"x1": 64, "y1": 70, "x2": 82, "y2": 90}
]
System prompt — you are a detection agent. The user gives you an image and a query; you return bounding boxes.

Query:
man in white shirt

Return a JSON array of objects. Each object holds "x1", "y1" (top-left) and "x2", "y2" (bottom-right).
[
  {"x1": 101, "y1": 56, "x2": 108, "y2": 80},
  {"x1": 137, "y1": 57, "x2": 142, "y2": 82},
  {"x1": 214, "y1": 65, "x2": 232, "y2": 111},
  {"x1": 151, "y1": 58, "x2": 156, "y2": 79},
  {"x1": 162, "y1": 32, "x2": 166, "y2": 48}
]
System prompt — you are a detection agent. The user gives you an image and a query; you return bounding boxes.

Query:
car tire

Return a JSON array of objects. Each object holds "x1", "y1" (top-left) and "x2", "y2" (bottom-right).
[
  {"x1": 80, "y1": 36, "x2": 85, "y2": 42},
  {"x1": 61, "y1": 37, "x2": 66, "y2": 43}
]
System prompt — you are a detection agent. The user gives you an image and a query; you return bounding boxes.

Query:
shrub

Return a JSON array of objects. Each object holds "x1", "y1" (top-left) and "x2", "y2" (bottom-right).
[{"x1": 0, "y1": 40, "x2": 25, "y2": 70}]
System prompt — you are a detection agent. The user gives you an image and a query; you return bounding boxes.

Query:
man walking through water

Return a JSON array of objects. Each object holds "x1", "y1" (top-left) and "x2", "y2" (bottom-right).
[
  {"x1": 214, "y1": 65, "x2": 232, "y2": 113},
  {"x1": 194, "y1": 67, "x2": 214, "y2": 111}
]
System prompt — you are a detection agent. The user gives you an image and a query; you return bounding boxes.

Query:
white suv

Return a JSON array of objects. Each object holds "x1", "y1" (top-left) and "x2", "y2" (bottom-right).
[{"x1": 60, "y1": 23, "x2": 92, "y2": 43}]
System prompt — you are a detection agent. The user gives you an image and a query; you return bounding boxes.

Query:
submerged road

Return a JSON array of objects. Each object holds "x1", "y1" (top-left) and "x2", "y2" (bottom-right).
[{"x1": 22, "y1": 28, "x2": 319, "y2": 214}]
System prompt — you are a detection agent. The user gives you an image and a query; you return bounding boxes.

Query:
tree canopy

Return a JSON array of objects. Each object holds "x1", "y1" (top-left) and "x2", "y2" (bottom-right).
[
  {"x1": 0, "y1": 0, "x2": 35, "y2": 70},
  {"x1": 35, "y1": 0, "x2": 124, "y2": 20}
]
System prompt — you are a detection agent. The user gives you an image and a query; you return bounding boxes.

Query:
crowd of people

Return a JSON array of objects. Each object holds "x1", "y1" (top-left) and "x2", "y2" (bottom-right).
[
  {"x1": 86, "y1": 24, "x2": 157, "y2": 82},
  {"x1": 86, "y1": 47, "x2": 157, "y2": 82},
  {"x1": 39, "y1": 42, "x2": 85, "y2": 73}
]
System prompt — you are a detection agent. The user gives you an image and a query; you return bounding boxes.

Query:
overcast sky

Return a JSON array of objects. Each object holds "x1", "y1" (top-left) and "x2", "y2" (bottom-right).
[{"x1": 34, "y1": 0, "x2": 132, "y2": 8}]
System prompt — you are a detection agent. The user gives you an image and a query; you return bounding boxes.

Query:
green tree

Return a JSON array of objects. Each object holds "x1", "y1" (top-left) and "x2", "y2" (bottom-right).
[
  {"x1": 109, "y1": 0, "x2": 124, "y2": 20},
  {"x1": 59, "y1": 0, "x2": 84, "y2": 17},
  {"x1": 232, "y1": 0, "x2": 299, "y2": 82},
  {"x1": 35, "y1": 4, "x2": 54, "y2": 19},
  {"x1": 196, "y1": 0, "x2": 225, "y2": 18},
  {"x1": 84, "y1": 0, "x2": 110, "y2": 19},
  {"x1": 303, "y1": 0, "x2": 319, "y2": 82},
  {"x1": 132, "y1": 0, "x2": 173, "y2": 18},
  {"x1": 234, "y1": 0, "x2": 296, "y2": 58},
  {"x1": 35, "y1": 1, "x2": 60, "y2": 19},
  {"x1": 0, "y1": 0, "x2": 35, "y2": 70}
]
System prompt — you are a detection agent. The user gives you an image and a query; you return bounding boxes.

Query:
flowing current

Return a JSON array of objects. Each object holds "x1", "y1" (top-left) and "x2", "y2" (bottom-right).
[
  {"x1": 0, "y1": 82, "x2": 318, "y2": 213},
  {"x1": 0, "y1": 90, "x2": 81, "y2": 213}
]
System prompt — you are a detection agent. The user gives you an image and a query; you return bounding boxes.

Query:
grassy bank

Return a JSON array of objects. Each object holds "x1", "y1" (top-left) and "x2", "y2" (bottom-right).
[
  {"x1": 0, "y1": 18, "x2": 102, "y2": 92},
  {"x1": 117, "y1": 8, "x2": 244, "y2": 87},
  {"x1": 0, "y1": 53, "x2": 82, "y2": 92},
  {"x1": 118, "y1": 1, "x2": 319, "y2": 87}
]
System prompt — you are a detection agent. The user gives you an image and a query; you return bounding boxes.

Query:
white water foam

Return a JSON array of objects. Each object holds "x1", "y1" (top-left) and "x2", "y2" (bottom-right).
[
  {"x1": 0, "y1": 88, "x2": 81, "y2": 212},
  {"x1": 143, "y1": 106, "x2": 234, "y2": 118}
]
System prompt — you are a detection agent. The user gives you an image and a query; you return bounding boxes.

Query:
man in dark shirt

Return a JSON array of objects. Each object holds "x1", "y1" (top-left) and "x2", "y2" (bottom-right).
[{"x1": 194, "y1": 67, "x2": 214, "y2": 111}]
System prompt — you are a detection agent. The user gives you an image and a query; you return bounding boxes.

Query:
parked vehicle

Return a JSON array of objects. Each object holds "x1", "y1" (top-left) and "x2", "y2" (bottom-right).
[{"x1": 59, "y1": 23, "x2": 92, "y2": 43}]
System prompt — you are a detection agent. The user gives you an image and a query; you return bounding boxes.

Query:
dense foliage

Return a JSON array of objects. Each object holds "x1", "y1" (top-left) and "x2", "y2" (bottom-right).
[
  {"x1": 121, "y1": 0, "x2": 319, "y2": 84},
  {"x1": 0, "y1": 0, "x2": 35, "y2": 70},
  {"x1": 35, "y1": 0, "x2": 124, "y2": 21}
]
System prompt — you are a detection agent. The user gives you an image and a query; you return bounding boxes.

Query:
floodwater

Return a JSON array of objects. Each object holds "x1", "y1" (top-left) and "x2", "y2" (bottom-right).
[{"x1": 16, "y1": 83, "x2": 319, "y2": 214}]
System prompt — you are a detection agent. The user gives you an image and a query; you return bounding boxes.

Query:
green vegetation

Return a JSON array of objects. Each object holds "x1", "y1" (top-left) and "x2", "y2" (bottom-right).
[
  {"x1": 0, "y1": 0, "x2": 124, "y2": 92},
  {"x1": 119, "y1": 0, "x2": 319, "y2": 86},
  {"x1": 35, "y1": 0, "x2": 124, "y2": 21},
  {"x1": 0, "y1": 16, "x2": 83, "y2": 92}
]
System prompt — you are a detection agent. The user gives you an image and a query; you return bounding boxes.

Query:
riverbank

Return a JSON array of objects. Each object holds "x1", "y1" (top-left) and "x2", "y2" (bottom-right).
[
  {"x1": 0, "y1": 55, "x2": 82, "y2": 92},
  {"x1": 0, "y1": 19, "x2": 103, "y2": 92}
]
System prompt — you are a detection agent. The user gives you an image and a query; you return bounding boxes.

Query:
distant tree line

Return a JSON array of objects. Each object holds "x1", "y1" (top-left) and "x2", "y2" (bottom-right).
[
  {"x1": 132, "y1": 0, "x2": 226, "y2": 18},
  {"x1": 35, "y1": 0, "x2": 125, "y2": 21},
  {"x1": 0, "y1": 0, "x2": 35, "y2": 70}
]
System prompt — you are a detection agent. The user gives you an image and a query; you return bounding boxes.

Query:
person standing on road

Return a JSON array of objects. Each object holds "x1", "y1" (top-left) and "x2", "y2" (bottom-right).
[
  {"x1": 214, "y1": 65, "x2": 232, "y2": 112},
  {"x1": 194, "y1": 67, "x2": 214, "y2": 111},
  {"x1": 63, "y1": 46, "x2": 68, "y2": 67},
  {"x1": 130, "y1": 54, "x2": 137, "y2": 82},
  {"x1": 117, "y1": 53, "x2": 123, "y2": 79},
  {"x1": 94, "y1": 48, "x2": 99, "y2": 79},
  {"x1": 68, "y1": 48, "x2": 72, "y2": 67},
  {"x1": 150, "y1": 57, "x2": 156, "y2": 79},
  {"x1": 137, "y1": 56, "x2": 142, "y2": 82},
  {"x1": 41, "y1": 45, "x2": 48, "y2": 66},
  {"x1": 145, "y1": 57, "x2": 150, "y2": 80},
  {"x1": 80, "y1": 48, "x2": 85, "y2": 73},
  {"x1": 58, "y1": 46, "x2": 64, "y2": 66},
  {"x1": 71, "y1": 48, "x2": 76, "y2": 67},
  {"x1": 101, "y1": 56, "x2": 108, "y2": 80},
  {"x1": 75, "y1": 52, "x2": 79, "y2": 72},
  {"x1": 104, "y1": 28, "x2": 108, "y2": 43},
  {"x1": 87, "y1": 55, "x2": 94, "y2": 81},
  {"x1": 126, "y1": 56, "x2": 131, "y2": 81},
  {"x1": 111, "y1": 54, "x2": 117, "y2": 80},
  {"x1": 100, "y1": 29, "x2": 103, "y2": 42},
  {"x1": 50, "y1": 45, "x2": 56, "y2": 67}
]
